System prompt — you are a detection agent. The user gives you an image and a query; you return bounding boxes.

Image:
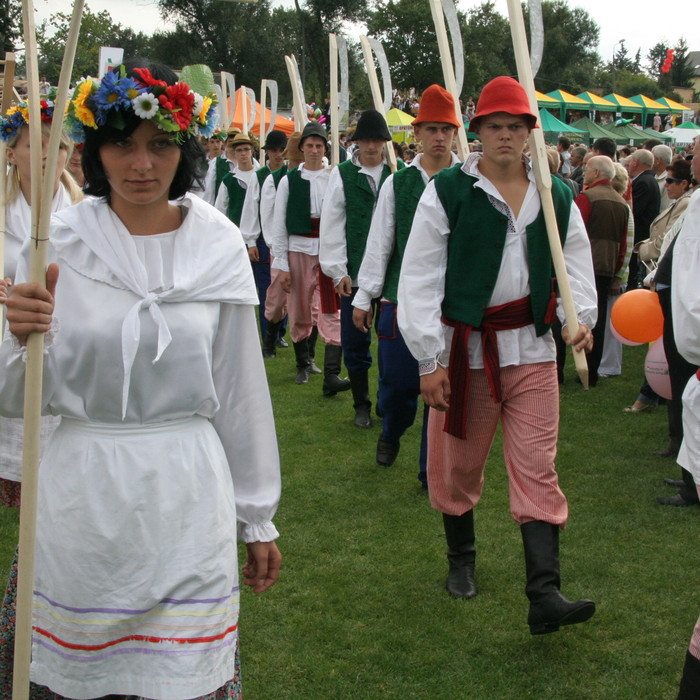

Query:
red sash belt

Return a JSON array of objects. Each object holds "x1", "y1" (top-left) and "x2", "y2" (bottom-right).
[
  {"x1": 696, "y1": 368, "x2": 700, "y2": 381},
  {"x1": 318, "y1": 270, "x2": 340, "y2": 313},
  {"x1": 442, "y1": 296, "x2": 537, "y2": 440},
  {"x1": 294, "y1": 217, "x2": 320, "y2": 239}
]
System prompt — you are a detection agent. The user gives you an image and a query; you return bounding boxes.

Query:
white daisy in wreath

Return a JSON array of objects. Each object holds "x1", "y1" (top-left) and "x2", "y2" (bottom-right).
[{"x1": 132, "y1": 92, "x2": 160, "y2": 119}]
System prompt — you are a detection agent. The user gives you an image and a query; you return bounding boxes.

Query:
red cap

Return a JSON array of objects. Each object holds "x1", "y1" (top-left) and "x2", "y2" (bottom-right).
[
  {"x1": 414, "y1": 85, "x2": 461, "y2": 128},
  {"x1": 469, "y1": 76, "x2": 537, "y2": 131}
]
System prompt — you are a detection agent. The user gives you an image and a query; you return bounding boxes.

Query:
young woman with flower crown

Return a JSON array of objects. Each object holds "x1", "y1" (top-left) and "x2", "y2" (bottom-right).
[
  {"x1": 0, "y1": 98, "x2": 83, "y2": 699},
  {"x1": 0, "y1": 59, "x2": 281, "y2": 699}
]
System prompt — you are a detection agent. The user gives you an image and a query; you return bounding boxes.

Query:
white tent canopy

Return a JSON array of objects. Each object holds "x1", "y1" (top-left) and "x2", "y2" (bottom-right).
[{"x1": 664, "y1": 126, "x2": 700, "y2": 145}]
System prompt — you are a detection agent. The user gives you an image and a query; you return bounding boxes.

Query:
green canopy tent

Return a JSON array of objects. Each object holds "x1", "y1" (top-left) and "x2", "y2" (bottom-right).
[
  {"x1": 604, "y1": 123, "x2": 650, "y2": 145},
  {"x1": 545, "y1": 89, "x2": 590, "y2": 122},
  {"x1": 676, "y1": 120, "x2": 700, "y2": 129},
  {"x1": 570, "y1": 117, "x2": 625, "y2": 144},
  {"x1": 576, "y1": 92, "x2": 618, "y2": 117},
  {"x1": 657, "y1": 97, "x2": 687, "y2": 115},
  {"x1": 638, "y1": 127, "x2": 673, "y2": 143},
  {"x1": 538, "y1": 108, "x2": 588, "y2": 144},
  {"x1": 628, "y1": 95, "x2": 670, "y2": 128},
  {"x1": 602, "y1": 93, "x2": 644, "y2": 117}
]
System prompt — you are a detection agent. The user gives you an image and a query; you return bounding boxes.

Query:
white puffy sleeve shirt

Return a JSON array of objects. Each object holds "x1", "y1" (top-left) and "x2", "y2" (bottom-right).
[
  {"x1": 397, "y1": 154, "x2": 597, "y2": 372},
  {"x1": 672, "y1": 189, "x2": 700, "y2": 367},
  {"x1": 270, "y1": 165, "x2": 330, "y2": 272},
  {"x1": 0, "y1": 196, "x2": 281, "y2": 542}
]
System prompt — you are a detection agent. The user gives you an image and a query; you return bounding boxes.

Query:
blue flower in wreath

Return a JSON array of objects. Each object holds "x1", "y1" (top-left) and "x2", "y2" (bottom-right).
[{"x1": 93, "y1": 72, "x2": 143, "y2": 124}]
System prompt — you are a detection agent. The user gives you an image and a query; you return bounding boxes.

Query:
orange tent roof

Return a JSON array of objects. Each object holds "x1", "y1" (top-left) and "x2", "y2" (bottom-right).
[{"x1": 225, "y1": 87, "x2": 296, "y2": 137}]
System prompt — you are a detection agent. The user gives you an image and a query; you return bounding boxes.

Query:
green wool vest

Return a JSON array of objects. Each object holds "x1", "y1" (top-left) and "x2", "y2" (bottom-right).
[
  {"x1": 383, "y1": 166, "x2": 426, "y2": 304},
  {"x1": 256, "y1": 165, "x2": 271, "y2": 188},
  {"x1": 215, "y1": 156, "x2": 230, "y2": 198},
  {"x1": 270, "y1": 164, "x2": 288, "y2": 188},
  {"x1": 434, "y1": 165, "x2": 572, "y2": 336},
  {"x1": 222, "y1": 172, "x2": 247, "y2": 227},
  {"x1": 338, "y1": 160, "x2": 392, "y2": 280},
  {"x1": 285, "y1": 168, "x2": 313, "y2": 235}
]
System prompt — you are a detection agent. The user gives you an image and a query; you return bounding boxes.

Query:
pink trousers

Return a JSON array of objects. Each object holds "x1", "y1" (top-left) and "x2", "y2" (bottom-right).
[
  {"x1": 287, "y1": 251, "x2": 340, "y2": 345},
  {"x1": 427, "y1": 361, "x2": 568, "y2": 526},
  {"x1": 263, "y1": 264, "x2": 288, "y2": 325}
]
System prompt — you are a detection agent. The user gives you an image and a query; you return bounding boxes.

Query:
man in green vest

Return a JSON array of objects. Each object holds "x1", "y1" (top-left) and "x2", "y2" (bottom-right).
[
  {"x1": 351, "y1": 84, "x2": 460, "y2": 474},
  {"x1": 398, "y1": 76, "x2": 598, "y2": 635},
  {"x1": 203, "y1": 128, "x2": 241, "y2": 205},
  {"x1": 214, "y1": 132, "x2": 258, "y2": 227},
  {"x1": 270, "y1": 122, "x2": 347, "y2": 392},
  {"x1": 320, "y1": 109, "x2": 395, "y2": 428},
  {"x1": 239, "y1": 130, "x2": 290, "y2": 348}
]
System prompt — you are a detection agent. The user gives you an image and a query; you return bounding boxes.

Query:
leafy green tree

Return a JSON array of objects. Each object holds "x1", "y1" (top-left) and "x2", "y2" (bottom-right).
[
  {"x1": 35, "y1": 5, "x2": 151, "y2": 84},
  {"x1": 670, "y1": 38, "x2": 694, "y2": 89},
  {"x1": 524, "y1": 0, "x2": 601, "y2": 94},
  {"x1": 646, "y1": 41, "x2": 668, "y2": 81},
  {"x1": 1, "y1": 0, "x2": 21, "y2": 54}
]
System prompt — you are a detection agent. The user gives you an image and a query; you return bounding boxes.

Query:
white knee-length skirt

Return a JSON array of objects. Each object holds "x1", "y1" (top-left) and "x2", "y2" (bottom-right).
[{"x1": 30, "y1": 416, "x2": 239, "y2": 700}]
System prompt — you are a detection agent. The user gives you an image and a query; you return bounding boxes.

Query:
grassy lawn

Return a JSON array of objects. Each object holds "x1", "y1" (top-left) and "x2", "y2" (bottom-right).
[{"x1": 1, "y1": 341, "x2": 697, "y2": 698}]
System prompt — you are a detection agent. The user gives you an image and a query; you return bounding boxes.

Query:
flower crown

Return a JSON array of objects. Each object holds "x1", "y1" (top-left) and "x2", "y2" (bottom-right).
[
  {"x1": 0, "y1": 99, "x2": 56, "y2": 142},
  {"x1": 65, "y1": 66, "x2": 218, "y2": 144}
]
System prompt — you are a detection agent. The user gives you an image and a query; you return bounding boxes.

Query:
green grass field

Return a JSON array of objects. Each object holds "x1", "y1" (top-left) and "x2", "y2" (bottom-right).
[{"x1": 1, "y1": 342, "x2": 697, "y2": 699}]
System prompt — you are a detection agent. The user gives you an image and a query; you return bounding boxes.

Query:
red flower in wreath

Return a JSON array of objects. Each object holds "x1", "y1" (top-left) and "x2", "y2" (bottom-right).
[
  {"x1": 133, "y1": 67, "x2": 167, "y2": 89},
  {"x1": 158, "y1": 82, "x2": 194, "y2": 130},
  {"x1": 39, "y1": 100, "x2": 52, "y2": 122}
]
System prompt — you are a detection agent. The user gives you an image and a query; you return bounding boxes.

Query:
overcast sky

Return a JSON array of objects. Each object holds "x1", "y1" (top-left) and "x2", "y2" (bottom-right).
[{"x1": 33, "y1": 0, "x2": 698, "y2": 78}]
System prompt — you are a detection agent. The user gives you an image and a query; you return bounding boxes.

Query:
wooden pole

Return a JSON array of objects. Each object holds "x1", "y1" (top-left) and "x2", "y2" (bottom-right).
[
  {"x1": 505, "y1": 0, "x2": 589, "y2": 388},
  {"x1": 359, "y1": 36, "x2": 397, "y2": 173},
  {"x1": 259, "y1": 79, "x2": 268, "y2": 141},
  {"x1": 329, "y1": 34, "x2": 339, "y2": 168},
  {"x1": 428, "y1": 0, "x2": 469, "y2": 160},
  {"x1": 13, "y1": 1, "x2": 84, "y2": 697},
  {"x1": 0, "y1": 52, "x2": 17, "y2": 343}
]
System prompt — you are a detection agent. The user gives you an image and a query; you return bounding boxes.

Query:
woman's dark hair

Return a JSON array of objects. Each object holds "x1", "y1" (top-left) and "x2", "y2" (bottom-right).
[
  {"x1": 667, "y1": 159, "x2": 692, "y2": 186},
  {"x1": 82, "y1": 58, "x2": 207, "y2": 199}
]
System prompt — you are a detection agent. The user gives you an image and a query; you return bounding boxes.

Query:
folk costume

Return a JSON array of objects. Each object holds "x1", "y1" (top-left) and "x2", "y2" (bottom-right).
[
  {"x1": 398, "y1": 77, "x2": 597, "y2": 634},
  {"x1": 353, "y1": 85, "x2": 460, "y2": 472},
  {"x1": 270, "y1": 122, "x2": 343, "y2": 387},
  {"x1": 214, "y1": 133, "x2": 258, "y2": 228},
  {"x1": 320, "y1": 109, "x2": 394, "y2": 427},
  {"x1": 239, "y1": 130, "x2": 290, "y2": 343},
  {"x1": 0, "y1": 195, "x2": 281, "y2": 699},
  {"x1": 0, "y1": 66, "x2": 280, "y2": 699},
  {"x1": 672, "y1": 188, "x2": 700, "y2": 697}
]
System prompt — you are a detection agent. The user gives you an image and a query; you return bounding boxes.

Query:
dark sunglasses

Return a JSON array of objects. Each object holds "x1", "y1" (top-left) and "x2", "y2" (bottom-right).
[{"x1": 665, "y1": 177, "x2": 684, "y2": 184}]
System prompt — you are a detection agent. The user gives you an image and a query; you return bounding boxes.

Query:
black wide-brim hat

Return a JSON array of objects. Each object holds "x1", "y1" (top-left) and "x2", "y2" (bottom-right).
[
  {"x1": 262, "y1": 129, "x2": 288, "y2": 150},
  {"x1": 299, "y1": 121, "x2": 328, "y2": 149},
  {"x1": 353, "y1": 109, "x2": 391, "y2": 141}
]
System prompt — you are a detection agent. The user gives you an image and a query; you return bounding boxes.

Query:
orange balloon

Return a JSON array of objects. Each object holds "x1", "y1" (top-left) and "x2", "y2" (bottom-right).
[{"x1": 610, "y1": 289, "x2": 664, "y2": 344}]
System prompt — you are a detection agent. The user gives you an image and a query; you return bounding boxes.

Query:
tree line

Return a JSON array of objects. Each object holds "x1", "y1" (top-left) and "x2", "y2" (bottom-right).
[{"x1": 2, "y1": 0, "x2": 696, "y2": 110}]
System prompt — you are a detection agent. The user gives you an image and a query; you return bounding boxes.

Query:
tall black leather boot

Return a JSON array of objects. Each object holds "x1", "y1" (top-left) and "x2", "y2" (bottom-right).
[
  {"x1": 443, "y1": 511, "x2": 477, "y2": 599},
  {"x1": 262, "y1": 320, "x2": 282, "y2": 358},
  {"x1": 348, "y1": 371, "x2": 372, "y2": 428},
  {"x1": 678, "y1": 650, "x2": 700, "y2": 699},
  {"x1": 293, "y1": 339, "x2": 311, "y2": 384},
  {"x1": 521, "y1": 520, "x2": 595, "y2": 635},
  {"x1": 307, "y1": 326, "x2": 322, "y2": 374},
  {"x1": 322, "y1": 345, "x2": 351, "y2": 397}
]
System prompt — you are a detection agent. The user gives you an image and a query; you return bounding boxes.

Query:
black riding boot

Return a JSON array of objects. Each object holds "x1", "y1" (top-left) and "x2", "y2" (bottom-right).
[
  {"x1": 262, "y1": 320, "x2": 282, "y2": 358},
  {"x1": 443, "y1": 511, "x2": 477, "y2": 599},
  {"x1": 678, "y1": 650, "x2": 700, "y2": 699},
  {"x1": 322, "y1": 345, "x2": 351, "y2": 397},
  {"x1": 307, "y1": 326, "x2": 322, "y2": 374},
  {"x1": 293, "y1": 339, "x2": 311, "y2": 384},
  {"x1": 349, "y1": 371, "x2": 372, "y2": 428},
  {"x1": 521, "y1": 520, "x2": 595, "y2": 635}
]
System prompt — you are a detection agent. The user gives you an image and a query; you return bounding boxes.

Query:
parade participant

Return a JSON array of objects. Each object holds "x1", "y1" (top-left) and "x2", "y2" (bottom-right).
[
  {"x1": 259, "y1": 132, "x2": 303, "y2": 358},
  {"x1": 398, "y1": 76, "x2": 597, "y2": 634},
  {"x1": 352, "y1": 84, "x2": 459, "y2": 471},
  {"x1": 271, "y1": 121, "x2": 347, "y2": 393},
  {"x1": 239, "y1": 129, "x2": 289, "y2": 344},
  {"x1": 671, "y1": 135, "x2": 700, "y2": 698},
  {"x1": 0, "y1": 102, "x2": 84, "y2": 692},
  {"x1": 214, "y1": 131, "x2": 258, "y2": 227},
  {"x1": 320, "y1": 109, "x2": 394, "y2": 428},
  {"x1": 0, "y1": 59, "x2": 281, "y2": 697},
  {"x1": 203, "y1": 127, "x2": 241, "y2": 204}
]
